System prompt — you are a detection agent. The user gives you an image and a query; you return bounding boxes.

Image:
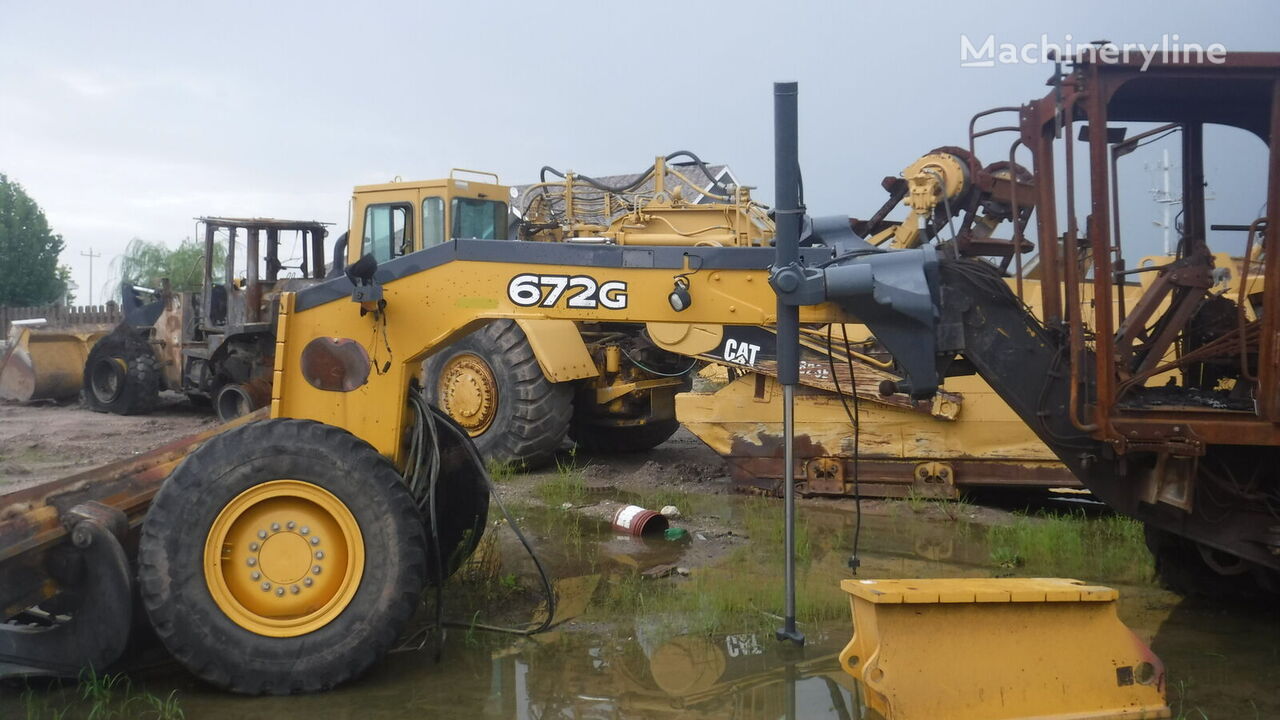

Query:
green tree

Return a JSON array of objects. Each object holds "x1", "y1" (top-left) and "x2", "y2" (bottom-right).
[
  {"x1": 108, "y1": 237, "x2": 226, "y2": 296},
  {"x1": 0, "y1": 173, "x2": 70, "y2": 305}
]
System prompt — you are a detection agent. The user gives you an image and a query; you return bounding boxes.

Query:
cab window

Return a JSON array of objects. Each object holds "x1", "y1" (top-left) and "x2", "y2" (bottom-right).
[
  {"x1": 423, "y1": 197, "x2": 445, "y2": 248},
  {"x1": 362, "y1": 203, "x2": 412, "y2": 262},
  {"x1": 451, "y1": 198, "x2": 508, "y2": 240}
]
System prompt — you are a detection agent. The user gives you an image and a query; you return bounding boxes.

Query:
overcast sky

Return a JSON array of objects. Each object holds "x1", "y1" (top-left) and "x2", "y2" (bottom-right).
[{"x1": 2, "y1": 1, "x2": 1277, "y2": 303}]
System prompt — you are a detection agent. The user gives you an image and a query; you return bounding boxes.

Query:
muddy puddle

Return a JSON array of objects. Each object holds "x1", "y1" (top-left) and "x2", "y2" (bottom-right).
[{"x1": 5, "y1": 494, "x2": 1278, "y2": 718}]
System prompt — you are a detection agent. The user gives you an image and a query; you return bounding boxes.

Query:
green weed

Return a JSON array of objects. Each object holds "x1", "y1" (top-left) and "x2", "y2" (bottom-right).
[
  {"x1": 537, "y1": 452, "x2": 588, "y2": 506},
  {"x1": 904, "y1": 488, "x2": 927, "y2": 513},
  {"x1": 20, "y1": 669, "x2": 183, "y2": 720},
  {"x1": 485, "y1": 458, "x2": 520, "y2": 484},
  {"x1": 986, "y1": 510, "x2": 1153, "y2": 583}
]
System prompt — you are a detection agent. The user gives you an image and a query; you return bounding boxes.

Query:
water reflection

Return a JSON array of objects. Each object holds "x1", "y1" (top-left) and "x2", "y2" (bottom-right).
[{"x1": 483, "y1": 627, "x2": 861, "y2": 719}]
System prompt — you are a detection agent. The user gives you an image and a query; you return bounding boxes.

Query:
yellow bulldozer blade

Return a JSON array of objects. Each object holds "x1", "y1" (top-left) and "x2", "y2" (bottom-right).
[
  {"x1": 838, "y1": 578, "x2": 1170, "y2": 720},
  {"x1": 0, "y1": 324, "x2": 109, "y2": 403}
]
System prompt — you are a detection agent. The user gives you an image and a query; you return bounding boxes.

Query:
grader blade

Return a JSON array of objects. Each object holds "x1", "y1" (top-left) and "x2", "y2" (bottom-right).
[
  {"x1": 0, "y1": 502, "x2": 132, "y2": 678},
  {"x1": 838, "y1": 578, "x2": 1170, "y2": 720},
  {"x1": 0, "y1": 324, "x2": 111, "y2": 403}
]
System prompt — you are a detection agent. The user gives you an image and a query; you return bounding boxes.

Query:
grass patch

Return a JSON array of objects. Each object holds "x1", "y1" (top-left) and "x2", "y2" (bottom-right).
[
  {"x1": 593, "y1": 556, "x2": 847, "y2": 640},
  {"x1": 20, "y1": 668, "x2": 183, "y2": 720},
  {"x1": 986, "y1": 510, "x2": 1153, "y2": 583},
  {"x1": 485, "y1": 458, "x2": 520, "y2": 484},
  {"x1": 536, "y1": 453, "x2": 587, "y2": 506},
  {"x1": 739, "y1": 495, "x2": 812, "y2": 565}
]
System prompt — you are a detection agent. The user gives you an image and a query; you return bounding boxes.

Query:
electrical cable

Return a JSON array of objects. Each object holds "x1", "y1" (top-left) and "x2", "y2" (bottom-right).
[
  {"x1": 394, "y1": 393, "x2": 558, "y2": 657},
  {"x1": 825, "y1": 323, "x2": 862, "y2": 574}
]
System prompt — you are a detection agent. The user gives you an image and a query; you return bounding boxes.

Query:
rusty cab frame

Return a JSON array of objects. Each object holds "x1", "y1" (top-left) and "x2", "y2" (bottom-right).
[{"x1": 959, "y1": 52, "x2": 1280, "y2": 586}]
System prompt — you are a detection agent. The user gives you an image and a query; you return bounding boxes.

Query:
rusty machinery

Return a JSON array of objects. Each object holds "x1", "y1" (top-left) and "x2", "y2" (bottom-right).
[
  {"x1": 773, "y1": 53, "x2": 1280, "y2": 600},
  {"x1": 78, "y1": 218, "x2": 329, "y2": 420}
]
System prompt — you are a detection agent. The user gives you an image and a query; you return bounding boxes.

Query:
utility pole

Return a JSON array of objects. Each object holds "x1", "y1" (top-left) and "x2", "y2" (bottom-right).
[{"x1": 80, "y1": 248, "x2": 101, "y2": 305}]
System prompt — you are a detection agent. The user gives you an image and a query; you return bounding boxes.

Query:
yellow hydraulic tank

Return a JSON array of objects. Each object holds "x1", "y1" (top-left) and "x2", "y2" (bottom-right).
[
  {"x1": 838, "y1": 578, "x2": 1170, "y2": 720},
  {"x1": 0, "y1": 324, "x2": 108, "y2": 402}
]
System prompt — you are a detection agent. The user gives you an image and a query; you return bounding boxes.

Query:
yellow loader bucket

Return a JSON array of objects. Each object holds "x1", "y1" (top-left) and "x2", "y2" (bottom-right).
[
  {"x1": 839, "y1": 578, "x2": 1170, "y2": 720},
  {"x1": 0, "y1": 324, "x2": 109, "y2": 402}
]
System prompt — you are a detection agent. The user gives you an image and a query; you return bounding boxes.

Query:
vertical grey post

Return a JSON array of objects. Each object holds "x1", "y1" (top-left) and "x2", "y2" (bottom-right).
[{"x1": 773, "y1": 81, "x2": 805, "y2": 646}]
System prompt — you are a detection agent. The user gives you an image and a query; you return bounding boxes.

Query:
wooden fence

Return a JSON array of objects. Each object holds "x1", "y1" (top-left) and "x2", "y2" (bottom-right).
[{"x1": 1, "y1": 303, "x2": 121, "y2": 336}]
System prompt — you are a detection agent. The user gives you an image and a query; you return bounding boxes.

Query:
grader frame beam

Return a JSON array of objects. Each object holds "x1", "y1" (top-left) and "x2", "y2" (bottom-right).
[{"x1": 274, "y1": 241, "x2": 855, "y2": 463}]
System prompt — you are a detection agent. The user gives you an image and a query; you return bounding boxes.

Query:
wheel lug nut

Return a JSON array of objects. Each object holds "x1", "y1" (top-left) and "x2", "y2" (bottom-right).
[
  {"x1": 291, "y1": 585, "x2": 300, "y2": 594},
  {"x1": 310, "y1": 537, "x2": 320, "y2": 546},
  {"x1": 247, "y1": 558, "x2": 257, "y2": 567},
  {"x1": 250, "y1": 542, "x2": 260, "y2": 551},
  {"x1": 304, "y1": 577, "x2": 314, "y2": 587},
  {"x1": 257, "y1": 530, "x2": 268, "y2": 539},
  {"x1": 275, "y1": 587, "x2": 285, "y2": 597},
  {"x1": 287, "y1": 521, "x2": 296, "y2": 530},
  {"x1": 251, "y1": 571, "x2": 261, "y2": 580},
  {"x1": 261, "y1": 582, "x2": 271, "y2": 591},
  {"x1": 315, "y1": 551, "x2": 325, "y2": 560},
  {"x1": 300, "y1": 526, "x2": 310, "y2": 535},
  {"x1": 312, "y1": 565, "x2": 322, "y2": 575},
  {"x1": 271, "y1": 522, "x2": 281, "y2": 532}
]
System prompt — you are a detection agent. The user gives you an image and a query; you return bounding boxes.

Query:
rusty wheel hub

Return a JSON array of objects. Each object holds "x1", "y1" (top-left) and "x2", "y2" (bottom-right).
[{"x1": 437, "y1": 353, "x2": 498, "y2": 436}]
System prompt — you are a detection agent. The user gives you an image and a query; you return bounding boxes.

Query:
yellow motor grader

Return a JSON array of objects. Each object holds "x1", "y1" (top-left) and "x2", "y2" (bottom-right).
[{"x1": 337, "y1": 156, "x2": 1084, "y2": 498}]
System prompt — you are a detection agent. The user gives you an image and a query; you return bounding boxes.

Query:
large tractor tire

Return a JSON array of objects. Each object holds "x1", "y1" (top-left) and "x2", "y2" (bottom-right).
[
  {"x1": 569, "y1": 418, "x2": 681, "y2": 454},
  {"x1": 423, "y1": 320, "x2": 572, "y2": 469},
  {"x1": 81, "y1": 330, "x2": 160, "y2": 415},
  {"x1": 139, "y1": 419, "x2": 435, "y2": 694}
]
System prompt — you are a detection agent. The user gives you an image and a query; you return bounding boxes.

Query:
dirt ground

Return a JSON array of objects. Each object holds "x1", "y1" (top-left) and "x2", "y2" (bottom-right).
[{"x1": 0, "y1": 394, "x2": 217, "y2": 492}]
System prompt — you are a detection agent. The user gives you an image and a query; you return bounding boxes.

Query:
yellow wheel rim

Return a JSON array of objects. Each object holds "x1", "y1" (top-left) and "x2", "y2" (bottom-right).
[
  {"x1": 204, "y1": 480, "x2": 365, "y2": 637},
  {"x1": 438, "y1": 353, "x2": 498, "y2": 436}
]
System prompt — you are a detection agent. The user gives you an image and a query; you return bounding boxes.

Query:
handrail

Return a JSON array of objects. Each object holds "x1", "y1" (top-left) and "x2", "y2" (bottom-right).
[{"x1": 1237, "y1": 218, "x2": 1268, "y2": 381}]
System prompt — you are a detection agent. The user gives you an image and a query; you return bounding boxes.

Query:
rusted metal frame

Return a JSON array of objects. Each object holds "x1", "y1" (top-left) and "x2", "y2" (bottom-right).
[
  {"x1": 1086, "y1": 78, "x2": 1120, "y2": 437},
  {"x1": 1117, "y1": 322, "x2": 1258, "y2": 396},
  {"x1": 223, "y1": 225, "x2": 237, "y2": 319},
  {"x1": 1237, "y1": 218, "x2": 1267, "y2": 381},
  {"x1": 0, "y1": 413, "x2": 261, "y2": 616},
  {"x1": 1130, "y1": 282, "x2": 1211, "y2": 381},
  {"x1": 1114, "y1": 270, "x2": 1174, "y2": 361},
  {"x1": 266, "y1": 228, "x2": 280, "y2": 283},
  {"x1": 201, "y1": 221, "x2": 215, "y2": 330},
  {"x1": 1110, "y1": 411, "x2": 1280, "y2": 447},
  {"x1": 1008, "y1": 139, "x2": 1028, "y2": 300},
  {"x1": 1057, "y1": 86, "x2": 1098, "y2": 433},
  {"x1": 1104, "y1": 122, "x2": 1180, "y2": 328},
  {"x1": 968, "y1": 106, "x2": 1022, "y2": 160},
  {"x1": 1109, "y1": 141, "x2": 1127, "y2": 325},
  {"x1": 1256, "y1": 79, "x2": 1280, "y2": 419},
  {"x1": 1024, "y1": 101, "x2": 1064, "y2": 325},
  {"x1": 1181, "y1": 124, "x2": 1208, "y2": 255},
  {"x1": 245, "y1": 227, "x2": 261, "y2": 323},
  {"x1": 311, "y1": 228, "x2": 326, "y2": 278}
]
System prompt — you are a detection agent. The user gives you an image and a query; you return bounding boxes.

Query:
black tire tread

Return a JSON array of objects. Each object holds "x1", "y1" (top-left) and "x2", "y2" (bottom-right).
[
  {"x1": 81, "y1": 330, "x2": 160, "y2": 415},
  {"x1": 424, "y1": 320, "x2": 572, "y2": 469}
]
